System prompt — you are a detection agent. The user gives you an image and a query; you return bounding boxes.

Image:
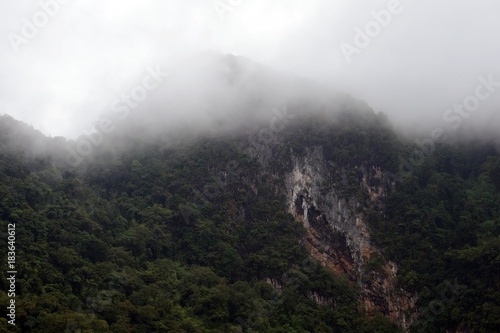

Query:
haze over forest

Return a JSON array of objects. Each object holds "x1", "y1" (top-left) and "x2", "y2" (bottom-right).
[{"x1": 1, "y1": 2, "x2": 500, "y2": 333}]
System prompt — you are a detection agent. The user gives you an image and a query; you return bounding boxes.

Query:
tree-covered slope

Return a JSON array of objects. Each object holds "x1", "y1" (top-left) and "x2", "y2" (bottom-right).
[
  {"x1": 0, "y1": 77, "x2": 498, "y2": 333},
  {"x1": 369, "y1": 143, "x2": 500, "y2": 332},
  {"x1": 0, "y1": 113, "x2": 401, "y2": 332}
]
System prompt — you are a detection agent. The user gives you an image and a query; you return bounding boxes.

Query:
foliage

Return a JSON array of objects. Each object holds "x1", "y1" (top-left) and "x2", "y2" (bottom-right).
[
  {"x1": 0, "y1": 114, "x2": 401, "y2": 332},
  {"x1": 369, "y1": 144, "x2": 500, "y2": 332}
]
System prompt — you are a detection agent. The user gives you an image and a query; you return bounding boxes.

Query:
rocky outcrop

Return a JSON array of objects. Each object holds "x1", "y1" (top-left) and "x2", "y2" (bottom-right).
[{"x1": 284, "y1": 146, "x2": 416, "y2": 330}]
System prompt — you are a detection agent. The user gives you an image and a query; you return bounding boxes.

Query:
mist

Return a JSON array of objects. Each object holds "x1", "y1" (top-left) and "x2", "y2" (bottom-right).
[{"x1": 1, "y1": 0, "x2": 499, "y2": 141}]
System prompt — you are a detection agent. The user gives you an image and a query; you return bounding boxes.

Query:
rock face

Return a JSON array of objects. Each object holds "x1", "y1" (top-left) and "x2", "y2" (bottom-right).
[{"x1": 284, "y1": 146, "x2": 416, "y2": 330}]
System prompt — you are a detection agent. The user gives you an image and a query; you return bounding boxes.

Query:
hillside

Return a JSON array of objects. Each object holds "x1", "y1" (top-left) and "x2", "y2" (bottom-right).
[{"x1": 0, "y1": 55, "x2": 499, "y2": 333}]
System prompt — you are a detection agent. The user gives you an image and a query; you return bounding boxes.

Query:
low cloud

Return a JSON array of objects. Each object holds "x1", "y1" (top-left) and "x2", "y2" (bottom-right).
[{"x1": 0, "y1": 0, "x2": 499, "y2": 139}]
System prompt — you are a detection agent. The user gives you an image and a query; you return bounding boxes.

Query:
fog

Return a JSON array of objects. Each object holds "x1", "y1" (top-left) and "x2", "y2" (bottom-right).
[{"x1": 1, "y1": 0, "x2": 499, "y2": 140}]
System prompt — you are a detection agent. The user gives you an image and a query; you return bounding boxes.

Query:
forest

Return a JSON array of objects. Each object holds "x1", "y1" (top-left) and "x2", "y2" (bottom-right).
[{"x1": 0, "y1": 109, "x2": 498, "y2": 332}]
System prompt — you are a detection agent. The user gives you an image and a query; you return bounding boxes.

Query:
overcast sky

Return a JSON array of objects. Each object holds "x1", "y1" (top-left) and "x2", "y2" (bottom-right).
[{"x1": 1, "y1": 0, "x2": 499, "y2": 138}]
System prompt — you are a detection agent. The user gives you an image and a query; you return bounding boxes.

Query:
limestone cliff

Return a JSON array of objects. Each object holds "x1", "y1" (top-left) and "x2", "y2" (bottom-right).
[{"x1": 283, "y1": 146, "x2": 417, "y2": 330}]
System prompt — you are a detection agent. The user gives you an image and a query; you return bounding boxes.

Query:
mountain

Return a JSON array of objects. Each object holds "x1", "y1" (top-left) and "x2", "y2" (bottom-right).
[{"x1": 0, "y1": 55, "x2": 499, "y2": 333}]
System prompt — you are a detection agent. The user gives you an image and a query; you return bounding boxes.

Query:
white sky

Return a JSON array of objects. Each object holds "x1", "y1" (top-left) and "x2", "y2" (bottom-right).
[{"x1": 1, "y1": 0, "x2": 499, "y2": 138}]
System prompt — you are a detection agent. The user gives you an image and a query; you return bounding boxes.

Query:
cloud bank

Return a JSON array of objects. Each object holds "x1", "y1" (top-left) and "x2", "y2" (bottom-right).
[{"x1": 1, "y1": 0, "x2": 499, "y2": 138}]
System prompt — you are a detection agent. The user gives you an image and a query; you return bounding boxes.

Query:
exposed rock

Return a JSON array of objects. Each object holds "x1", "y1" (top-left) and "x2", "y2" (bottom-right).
[{"x1": 284, "y1": 146, "x2": 417, "y2": 330}]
